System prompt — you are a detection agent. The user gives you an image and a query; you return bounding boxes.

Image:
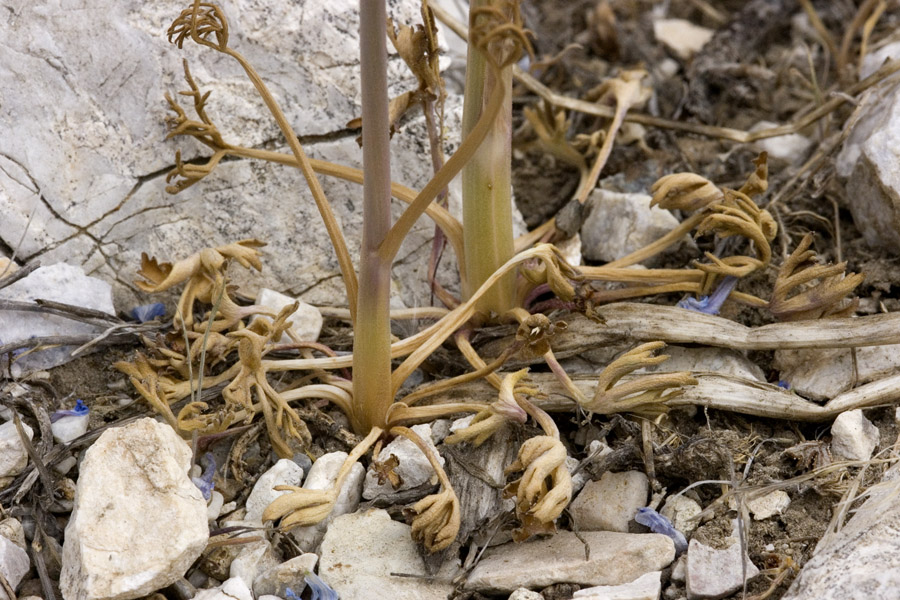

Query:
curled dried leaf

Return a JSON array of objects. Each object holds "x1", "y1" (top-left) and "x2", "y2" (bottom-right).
[
  {"x1": 770, "y1": 233, "x2": 865, "y2": 321},
  {"x1": 650, "y1": 173, "x2": 722, "y2": 212},
  {"x1": 409, "y1": 486, "x2": 461, "y2": 553},
  {"x1": 521, "y1": 245, "x2": 581, "y2": 301},
  {"x1": 445, "y1": 369, "x2": 529, "y2": 446},
  {"x1": 504, "y1": 435, "x2": 572, "y2": 541},
  {"x1": 168, "y1": 1, "x2": 229, "y2": 51},
  {"x1": 695, "y1": 189, "x2": 776, "y2": 267},
  {"x1": 470, "y1": 0, "x2": 534, "y2": 68},
  {"x1": 581, "y1": 342, "x2": 697, "y2": 415},
  {"x1": 262, "y1": 486, "x2": 338, "y2": 528}
]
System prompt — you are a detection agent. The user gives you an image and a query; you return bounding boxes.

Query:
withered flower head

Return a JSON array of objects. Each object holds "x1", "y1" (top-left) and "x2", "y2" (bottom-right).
[
  {"x1": 770, "y1": 233, "x2": 864, "y2": 321},
  {"x1": 409, "y1": 486, "x2": 461, "y2": 553},
  {"x1": 168, "y1": 1, "x2": 229, "y2": 51},
  {"x1": 504, "y1": 435, "x2": 572, "y2": 541},
  {"x1": 650, "y1": 173, "x2": 723, "y2": 212}
]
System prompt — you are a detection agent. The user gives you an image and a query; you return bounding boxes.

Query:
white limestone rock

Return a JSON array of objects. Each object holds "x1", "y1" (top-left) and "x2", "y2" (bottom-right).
[
  {"x1": 59, "y1": 418, "x2": 208, "y2": 600},
  {"x1": 229, "y1": 539, "x2": 280, "y2": 590},
  {"x1": 465, "y1": 531, "x2": 674, "y2": 593},
  {"x1": 0, "y1": 264, "x2": 115, "y2": 375},
  {"x1": 252, "y1": 288, "x2": 323, "y2": 344},
  {"x1": 319, "y1": 509, "x2": 455, "y2": 600},
  {"x1": 0, "y1": 535, "x2": 30, "y2": 600},
  {"x1": 746, "y1": 490, "x2": 790, "y2": 520},
  {"x1": 0, "y1": 0, "x2": 470, "y2": 312},
  {"x1": 245, "y1": 459, "x2": 305, "y2": 526},
  {"x1": 0, "y1": 519, "x2": 26, "y2": 552},
  {"x1": 639, "y1": 346, "x2": 765, "y2": 382},
  {"x1": 569, "y1": 471, "x2": 649, "y2": 533},
  {"x1": 750, "y1": 121, "x2": 812, "y2": 164},
  {"x1": 363, "y1": 423, "x2": 443, "y2": 501},
  {"x1": 574, "y1": 571, "x2": 662, "y2": 600},
  {"x1": 580, "y1": 190, "x2": 682, "y2": 264},
  {"x1": 775, "y1": 346, "x2": 900, "y2": 400},
  {"x1": 835, "y1": 73, "x2": 900, "y2": 252},
  {"x1": 685, "y1": 538, "x2": 760, "y2": 600},
  {"x1": 289, "y1": 452, "x2": 365, "y2": 552},
  {"x1": 659, "y1": 495, "x2": 702, "y2": 538},
  {"x1": 193, "y1": 577, "x2": 253, "y2": 600},
  {"x1": 653, "y1": 19, "x2": 714, "y2": 60},
  {"x1": 0, "y1": 420, "x2": 33, "y2": 480},
  {"x1": 782, "y1": 467, "x2": 900, "y2": 599},
  {"x1": 253, "y1": 552, "x2": 318, "y2": 597},
  {"x1": 831, "y1": 409, "x2": 880, "y2": 461}
]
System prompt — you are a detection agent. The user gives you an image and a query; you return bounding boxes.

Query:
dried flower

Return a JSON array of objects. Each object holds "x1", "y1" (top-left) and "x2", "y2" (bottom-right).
[
  {"x1": 504, "y1": 435, "x2": 572, "y2": 541},
  {"x1": 770, "y1": 233, "x2": 864, "y2": 321},
  {"x1": 410, "y1": 486, "x2": 461, "y2": 552},
  {"x1": 650, "y1": 173, "x2": 722, "y2": 212}
]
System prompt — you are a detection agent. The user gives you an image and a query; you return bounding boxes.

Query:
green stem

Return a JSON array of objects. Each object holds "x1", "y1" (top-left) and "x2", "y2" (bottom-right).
[
  {"x1": 461, "y1": 0, "x2": 516, "y2": 315},
  {"x1": 352, "y1": 0, "x2": 393, "y2": 433}
]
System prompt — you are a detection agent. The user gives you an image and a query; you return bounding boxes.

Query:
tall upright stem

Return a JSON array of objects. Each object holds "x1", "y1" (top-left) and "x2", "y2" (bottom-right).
[
  {"x1": 461, "y1": 0, "x2": 516, "y2": 316},
  {"x1": 352, "y1": 0, "x2": 393, "y2": 433}
]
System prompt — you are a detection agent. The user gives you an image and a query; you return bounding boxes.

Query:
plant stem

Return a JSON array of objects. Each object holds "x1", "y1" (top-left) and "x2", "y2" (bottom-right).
[
  {"x1": 461, "y1": 0, "x2": 516, "y2": 315},
  {"x1": 352, "y1": 0, "x2": 393, "y2": 433}
]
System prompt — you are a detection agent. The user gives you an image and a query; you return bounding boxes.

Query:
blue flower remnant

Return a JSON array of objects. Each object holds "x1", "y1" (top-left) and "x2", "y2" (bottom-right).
[
  {"x1": 191, "y1": 453, "x2": 216, "y2": 501},
  {"x1": 131, "y1": 303, "x2": 166, "y2": 323},
  {"x1": 677, "y1": 275, "x2": 739, "y2": 315},
  {"x1": 50, "y1": 399, "x2": 90, "y2": 423},
  {"x1": 285, "y1": 572, "x2": 339, "y2": 600},
  {"x1": 635, "y1": 506, "x2": 688, "y2": 554}
]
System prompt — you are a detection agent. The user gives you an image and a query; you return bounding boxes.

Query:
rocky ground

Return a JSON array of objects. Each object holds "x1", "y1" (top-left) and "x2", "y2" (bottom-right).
[{"x1": 3, "y1": 1, "x2": 900, "y2": 600}]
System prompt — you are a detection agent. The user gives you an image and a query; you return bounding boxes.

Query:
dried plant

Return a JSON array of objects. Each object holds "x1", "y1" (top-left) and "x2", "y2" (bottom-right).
[{"x1": 770, "y1": 234, "x2": 864, "y2": 321}]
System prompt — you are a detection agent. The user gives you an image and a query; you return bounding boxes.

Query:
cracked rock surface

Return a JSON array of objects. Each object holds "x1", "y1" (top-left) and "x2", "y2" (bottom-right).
[{"x1": 0, "y1": 0, "x2": 463, "y2": 310}]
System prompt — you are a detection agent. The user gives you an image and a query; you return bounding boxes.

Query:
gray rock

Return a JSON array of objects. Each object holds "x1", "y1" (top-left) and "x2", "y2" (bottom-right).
[
  {"x1": 659, "y1": 496, "x2": 702, "y2": 538},
  {"x1": 318, "y1": 509, "x2": 455, "y2": 600},
  {"x1": 59, "y1": 418, "x2": 208, "y2": 600},
  {"x1": 782, "y1": 467, "x2": 900, "y2": 599},
  {"x1": 836, "y1": 77, "x2": 900, "y2": 252},
  {"x1": 653, "y1": 19, "x2": 714, "y2": 60},
  {"x1": 580, "y1": 189, "x2": 681, "y2": 264},
  {"x1": 0, "y1": 264, "x2": 115, "y2": 375},
  {"x1": 289, "y1": 452, "x2": 364, "y2": 552},
  {"x1": 746, "y1": 491, "x2": 790, "y2": 520},
  {"x1": 465, "y1": 532, "x2": 674, "y2": 593},
  {"x1": 640, "y1": 346, "x2": 765, "y2": 382},
  {"x1": 363, "y1": 423, "x2": 443, "y2": 501},
  {"x1": 229, "y1": 539, "x2": 281, "y2": 590},
  {"x1": 831, "y1": 409, "x2": 879, "y2": 461},
  {"x1": 569, "y1": 471, "x2": 650, "y2": 532},
  {"x1": 0, "y1": 535, "x2": 30, "y2": 600},
  {"x1": 573, "y1": 571, "x2": 662, "y2": 600},
  {"x1": 0, "y1": 420, "x2": 33, "y2": 480},
  {"x1": 252, "y1": 553, "x2": 318, "y2": 598},
  {"x1": 775, "y1": 346, "x2": 900, "y2": 400},
  {"x1": 245, "y1": 459, "x2": 305, "y2": 526},
  {"x1": 0, "y1": 0, "x2": 472, "y2": 311},
  {"x1": 685, "y1": 538, "x2": 759, "y2": 600},
  {"x1": 0, "y1": 519, "x2": 26, "y2": 552},
  {"x1": 750, "y1": 121, "x2": 812, "y2": 164}
]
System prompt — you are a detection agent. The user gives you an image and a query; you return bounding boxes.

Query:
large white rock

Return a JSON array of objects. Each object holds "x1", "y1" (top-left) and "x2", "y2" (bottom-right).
[
  {"x1": 569, "y1": 471, "x2": 649, "y2": 533},
  {"x1": 289, "y1": 452, "x2": 365, "y2": 552},
  {"x1": 193, "y1": 577, "x2": 253, "y2": 600},
  {"x1": 363, "y1": 423, "x2": 443, "y2": 501},
  {"x1": 251, "y1": 288, "x2": 323, "y2": 344},
  {"x1": 580, "y1": 190, "x2": 682, "y2": 263},
  {"x1": 59, "y1": 418, "x2": 209, "y2": 600},
  {"x1": 245, "y1": 458, "x2": 305, "y2": 526},
  {"x1": 318, "y1": 509, "x2": 455, "y2": 600},
  {"x1": 659, "y1": 495, "x2": 702, "y2": 538},
  {"x1": 0, "y1": 535, "x2": 30, "y2": 600},
  {"x1": 0, "y1": 0, "x2": 470, "y2": 311},
  {"x1": 466, "y1": 531, "x2": 673, "y2": 593},
  {"x1": 782, "y1": 466, "x2": 900, "y2": 599},
  {"x1": 775, "y1": 346, "x2": 900, "y2": 400},
  {"x1": 685, "y1": 537, "x2": 759, "y2": 600},
  {"x1": 830, "y1": 409, "x2": 880, "y2": 461},
  {"x1": 0, "y1": 264, "x2": 115, "y2": 375},
  {"x1": 0, "y1": 420, "x2": 33, "y2": 480},
  {"x1": 573, "y1": 571, "x2": 662, "y2": 600},
  {"x1": 746, "y1": 490, "x2": 790, "y2": 521}
]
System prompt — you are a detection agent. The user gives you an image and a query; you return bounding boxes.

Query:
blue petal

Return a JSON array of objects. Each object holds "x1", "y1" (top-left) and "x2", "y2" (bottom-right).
[
  {"x1": 131, "y1": 303, "x2": 166, "y2": 323},
  {"x1": 635, "y1": 507, "x2": 688, "y2": 554},
  {"x1": 677, "y1": 276, "x2": 739, "y2": 316},
  {"x1": 191, "y1": 453, "x2": 216, "y2": 501},
  {"x1": 304, "y1": 572, "x2": 339, "y2": 600},
  {"x1": 50, "y1": 399, "x2": 90, "y2": 423}
]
